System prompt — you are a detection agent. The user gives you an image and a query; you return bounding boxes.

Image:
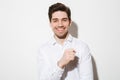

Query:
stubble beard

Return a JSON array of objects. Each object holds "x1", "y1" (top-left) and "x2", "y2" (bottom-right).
[{"x1": 55, "y1": 31, "x2": 68, "y2": 39}]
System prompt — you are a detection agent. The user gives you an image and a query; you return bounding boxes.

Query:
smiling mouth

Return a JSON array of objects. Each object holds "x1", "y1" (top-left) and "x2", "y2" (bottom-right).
[{"x1": 57, "y1": 28, "x2": 65, "y2": 32}]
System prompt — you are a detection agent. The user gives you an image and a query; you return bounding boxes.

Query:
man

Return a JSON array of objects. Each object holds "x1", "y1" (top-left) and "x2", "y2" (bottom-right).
[{"x1": 38, "y1": 2, "x2": 93, "y2": 80}]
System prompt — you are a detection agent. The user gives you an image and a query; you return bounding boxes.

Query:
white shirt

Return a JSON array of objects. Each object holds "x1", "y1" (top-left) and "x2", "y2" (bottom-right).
[{"x1": 38, "y1": 34, "x2": 93, "y2": 80}]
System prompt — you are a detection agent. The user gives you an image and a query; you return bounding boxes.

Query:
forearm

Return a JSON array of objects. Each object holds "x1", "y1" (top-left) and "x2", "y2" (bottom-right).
[
  {"x1": 79, "y1": 56, "x2": 93, "y2": 80},
  {"x1": 78, "y1": 45, "x2": 93, "y2": 80},
  {"x1": 39, "y1": 63, "x2": 64, "y2": 80}
]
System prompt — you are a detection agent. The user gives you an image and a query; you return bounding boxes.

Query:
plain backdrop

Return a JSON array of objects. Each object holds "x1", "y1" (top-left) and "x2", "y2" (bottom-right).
[{"x1": 0, "y1": 0, "x2": 120, "y2": 80}]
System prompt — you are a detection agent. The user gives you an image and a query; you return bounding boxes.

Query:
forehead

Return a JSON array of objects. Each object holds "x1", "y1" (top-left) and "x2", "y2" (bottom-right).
[{"x1": 51, "y1": 11, "x2": 68, "y2": 19}]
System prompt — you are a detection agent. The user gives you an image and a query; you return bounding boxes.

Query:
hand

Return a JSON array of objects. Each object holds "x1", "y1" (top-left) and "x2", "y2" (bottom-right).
[{"x1": 58, "y1": 48, "x2": 76, "y2": 69}]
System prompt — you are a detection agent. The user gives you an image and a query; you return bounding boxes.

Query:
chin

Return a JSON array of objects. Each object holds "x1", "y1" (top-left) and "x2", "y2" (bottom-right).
[
  {"x1": 56, "y1": 33, "x2": 68, "y2": 39},
  {"x1": 57, "y1": 36, "x2": 65, "y2": 39}
]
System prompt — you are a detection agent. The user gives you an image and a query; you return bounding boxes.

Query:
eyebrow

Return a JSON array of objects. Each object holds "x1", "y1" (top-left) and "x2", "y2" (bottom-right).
[
  {"x1": 52, "y1": 17, "x2": 68, "y2": 20},
  {"x1": 63, "y1": 17, "x2": 68, "y2": 19},
  {"x1": 52, "y1": 18, "x2": 58, "y2": 20}
]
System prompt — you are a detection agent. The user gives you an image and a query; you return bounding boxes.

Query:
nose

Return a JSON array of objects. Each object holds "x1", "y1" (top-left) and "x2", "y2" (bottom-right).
[{"x1": 58, "y1": 21, "x2": 63, "y2": 27}]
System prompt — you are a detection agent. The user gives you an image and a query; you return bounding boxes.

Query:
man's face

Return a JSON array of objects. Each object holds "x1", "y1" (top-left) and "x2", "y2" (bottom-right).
[{"x1": 50, "y1": 11, "x2": 71, "y2": 39}]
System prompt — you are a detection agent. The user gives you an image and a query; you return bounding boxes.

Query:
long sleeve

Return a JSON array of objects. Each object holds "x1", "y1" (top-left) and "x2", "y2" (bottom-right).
[
  {"x1": 78, "y1": 44, "x2": 93, "y2": 80},
  {"x1": 37, "y1": 35, "x2": 94, "y2": 80},
  {"x1": 38, "y1": 48, "x2": 64, "y2": 80}
]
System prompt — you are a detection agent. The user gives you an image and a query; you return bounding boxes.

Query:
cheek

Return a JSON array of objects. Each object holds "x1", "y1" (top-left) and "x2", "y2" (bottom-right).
[
  {"x1": 50, "y1": 24, "x2": 57, "y2": 31},
  {"x1": 50, "y1": 24, "x2": 54, "y2": 29},
  {"x1": 50, "y1": 23, "x2": 57, "y2": 27},
  {"x1": 64, "y1": 21, "x2": 71, "y2": 26},
  {"x1": 64, "y1": 23, "x2": 70, "y2": 28}
]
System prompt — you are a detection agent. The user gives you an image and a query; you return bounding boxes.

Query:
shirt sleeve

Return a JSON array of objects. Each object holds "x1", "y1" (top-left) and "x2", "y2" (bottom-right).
[
  {"x1": 38, "y1": 48, "x2": 64, "y2": 80},
  {"x1": 78, "y1": 44, "x2": 93, "y2": 80}
]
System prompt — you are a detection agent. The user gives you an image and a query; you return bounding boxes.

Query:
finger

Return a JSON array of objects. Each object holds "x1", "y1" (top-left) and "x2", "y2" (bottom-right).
[
  {"x1": 69, "y1": 55, "x2": 75, "y2": 60},
  {"x1": 73, "y1": 50, "x2": 76, "y2": 53}
]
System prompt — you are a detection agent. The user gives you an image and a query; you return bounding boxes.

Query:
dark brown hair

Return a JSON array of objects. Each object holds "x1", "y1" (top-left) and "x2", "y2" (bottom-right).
[{"x1": 48, "y1": 2, "x2": 71, "y2": 22}]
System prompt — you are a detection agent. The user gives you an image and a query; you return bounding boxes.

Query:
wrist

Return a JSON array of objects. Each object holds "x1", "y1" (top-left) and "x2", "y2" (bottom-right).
[{"x1": 57, "y1": 61, "x2": 65, "y2": 69}]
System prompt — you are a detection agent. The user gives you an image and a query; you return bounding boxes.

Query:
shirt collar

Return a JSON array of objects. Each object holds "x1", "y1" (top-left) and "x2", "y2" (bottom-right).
[{"x1": 50, "y1": 34, "x2": 73, "y2": 45}]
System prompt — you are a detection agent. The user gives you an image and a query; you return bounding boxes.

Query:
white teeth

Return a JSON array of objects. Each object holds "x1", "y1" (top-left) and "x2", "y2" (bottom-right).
[
  {"x1": 58, "y1": 28, "x2": 63, "y2": 30},
  {"x1": 57, "y1": 28, "x2": 64, "y2": 31}
]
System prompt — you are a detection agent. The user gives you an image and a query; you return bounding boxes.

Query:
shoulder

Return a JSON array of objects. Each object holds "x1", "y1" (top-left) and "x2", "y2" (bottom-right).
[
  {"x1": 72, "y1": 37, "x2": 89, "y2": 48},
  {"x1": 39, "y1": 36, "x2": 55, "y2": 51},
  {"x1": 39, "y1": 41, "x2": 50, "y2": 51},
  {"x1": 72, "y1": 37, "x2": 91, "y2": 57}
]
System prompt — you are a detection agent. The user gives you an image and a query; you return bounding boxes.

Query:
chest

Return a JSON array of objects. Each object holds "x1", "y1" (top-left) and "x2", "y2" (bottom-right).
[
  {"x1": 44, "y1": 42, "x2": 81, "y2": 64},
  {"x1": 44, "y1": 45, "x2": 64, "y2": 64}
]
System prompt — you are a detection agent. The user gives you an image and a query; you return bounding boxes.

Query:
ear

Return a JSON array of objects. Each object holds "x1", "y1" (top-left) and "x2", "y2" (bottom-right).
[
  {"x1": 49, "y1": 21, "x2": 52, "y2": 28},
  {"x1": 69, "y1": 20, "x2": 72, "y2": 26}
]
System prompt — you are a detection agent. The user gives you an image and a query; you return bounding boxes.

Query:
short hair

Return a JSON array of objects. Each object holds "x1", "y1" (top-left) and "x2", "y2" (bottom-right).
[{"x1": 48, "y1": 2, "x2": 71, "y2": 22}]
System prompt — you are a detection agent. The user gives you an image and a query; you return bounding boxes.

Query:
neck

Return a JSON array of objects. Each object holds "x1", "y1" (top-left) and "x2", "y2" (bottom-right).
[{"x1": 54, "y1": 33, "x2": 69, "y2": 45}]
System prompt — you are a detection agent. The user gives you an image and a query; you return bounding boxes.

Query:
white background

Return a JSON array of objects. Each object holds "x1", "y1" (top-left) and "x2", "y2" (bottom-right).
[{"x1": 0, "y1": 0, "x2": 120, "y2": 80}]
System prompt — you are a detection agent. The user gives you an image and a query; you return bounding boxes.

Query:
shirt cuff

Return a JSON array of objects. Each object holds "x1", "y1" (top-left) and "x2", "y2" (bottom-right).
[{"x1": 52, "y1": 62, "x2": 65, "y2": 78}]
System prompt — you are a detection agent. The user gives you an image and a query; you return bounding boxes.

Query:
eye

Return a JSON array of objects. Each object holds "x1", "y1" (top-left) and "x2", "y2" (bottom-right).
[
  {"x1": 62, "y1": 18, "x2": 68, "y2": 22},
  {"x1": 52, "y1": 18, "x2": 58, "y2": 23}
]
